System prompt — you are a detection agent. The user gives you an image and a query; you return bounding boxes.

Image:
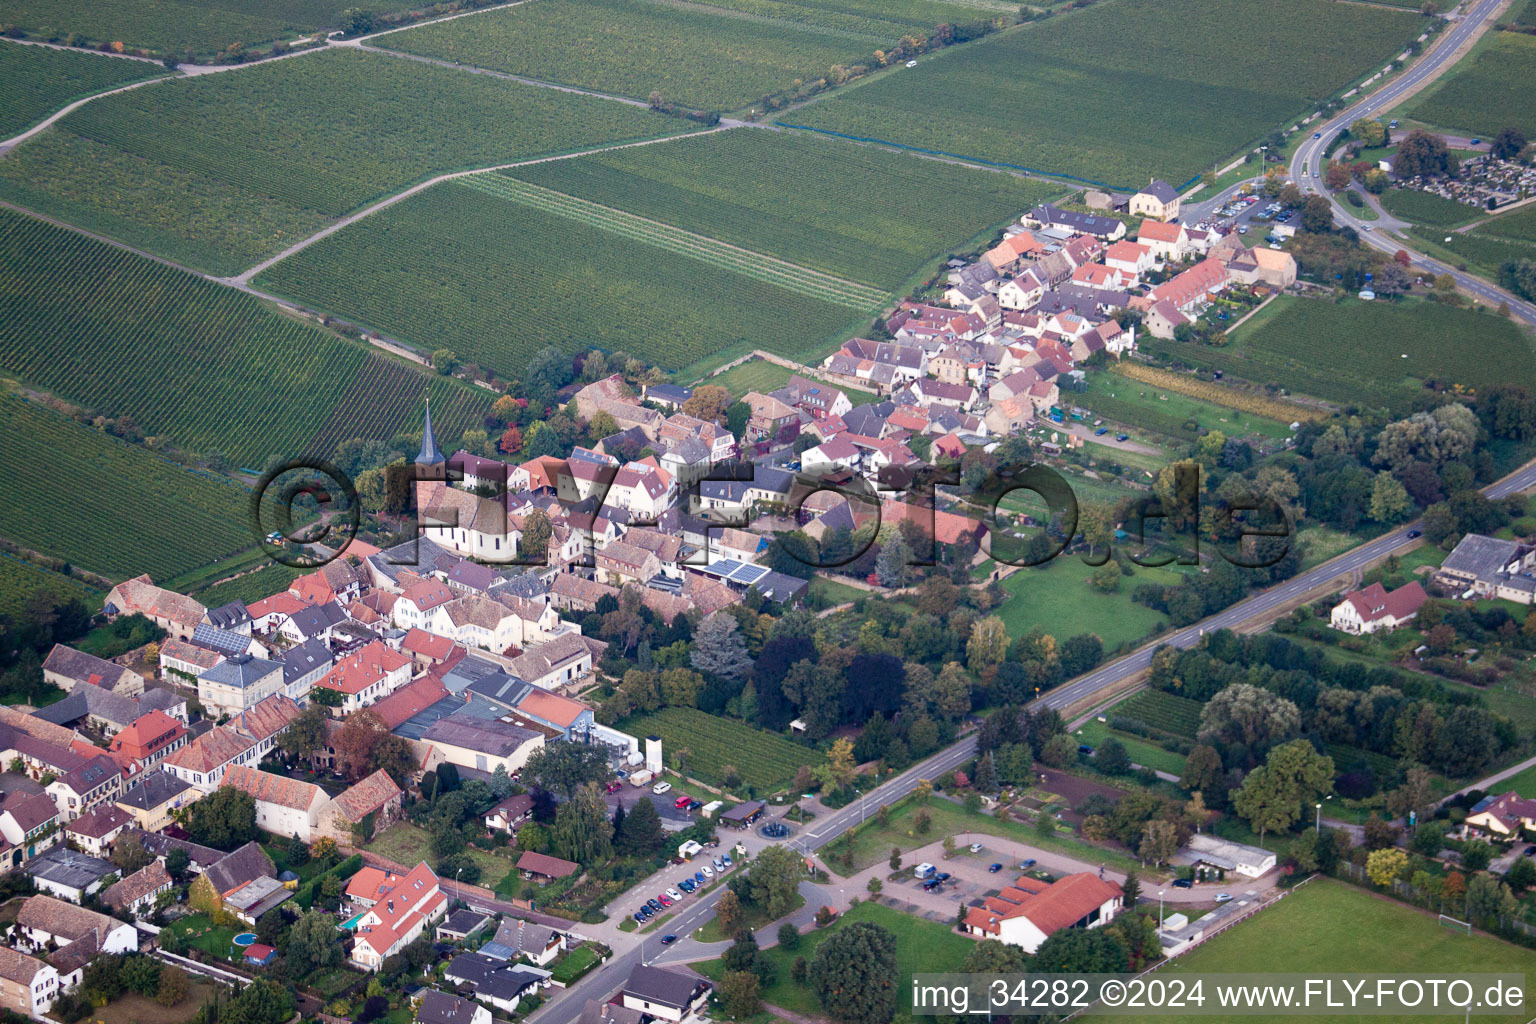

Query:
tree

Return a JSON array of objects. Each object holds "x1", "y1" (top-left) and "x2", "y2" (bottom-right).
[
  {"x1": 111, "y1": 835, "x2": 153, "y2": 874},
  {"x1": 875, "y1": 533, "x2": 909, "y2": 588},
  {"x1": 1491, "y1": 126, "x2": 1527, "y2": 161},
  {"x1": 746, "y1": 845, "x2": 805, "y2": 919},
  {"x1": 1465, "y1": 873, "x2": 1518, "y2": 926},
  {"x1": 1301, "y1": 194, "x2": 1334, "y2": 234},
  {"x1": 1138, "y1": 819, "x2": 1179, "y2": 866},
  {"x1": 973, "y1": 751, "x2": 997, "y2": 794},
  {"x1": 814, "y1": 738, "x2": 858, "y2": 794},
  {"x1": 1121, "y1": 867, "x2": 1141, "y2": 906},
  {"x1": 1349, "y1": 117, "x2": 1387, "y2": 148},
  {"x1": 1395, "y1": 130, "x2": 1456, "y2": 178},
  {"x1": 1095, "y1": 738, "x2": 1131, "y2": 775},
  {"x1": 1460, "y1": 840, "x2": 1494, "y2": 873},
  {"x1": 1181, "y1": 744, "x2": 1223, "y2": 792},
  {"x1": 288, "y1": 908, "x2": 344, "y2": 976},
  {"x1": 165, "y1": 847, "x2": 190, "y2": 882},
  {"x1": 156, "y1": 965, "x2": 189, "y2": 1007},
  {"x1": 431, "y1": 349, "x2": 458, "y2": 375},
  {"x1": 521, "y1": 509, "x2": 552, "y2": 563},
  {"x1": 523, "y1": 742, "x2": 610, "y2": 799},
  {"x1": 966, "y1": 617, "x2": 1008, "y2": 672},
  {"x1": 1374, "y1": 404, "x2": 1477, "y2": 474},
  {"x1": 1504, "y1": 855, "x2": 1536, "y2": 893},
  {"x1": 962, "y1": 939, "x2": 1028, "y2": 973},
  {"x1": 1198, "y1": 683, "x2": 1301, "y2": 753},
  {"x1": 616, "y1": 796, "x2": 664, "y2": 857},
  {"x1": 692, "y1": 612, "x2": 753, "y2": 680},
  {"x1": 335, "y1": 709, "x2": 391, "y2": 782},
  {"x1": 1369, "y1": 471, "x2": 1412, "y2": 524},
  {"x1": 682, "y1": 385, "x2": 731, "y2": 422},
  {"x1": 278, "y1": 704, "x2": 330, "y2": 762},
  {"x1": 1232, "y1": 740, "x2": 1334, "y2": 842},
  {"x1": 778, "y1": 922, "x2": 801, "y2": 950},
  {"x1": 1325, "y1": 162, "x2": 1353, "y2": 191},
  {"x1": 369, "y1": 734, "x2": 418, "y2": 786},
  {"x1": 551, "y1": 782, "x2": 614, "y2": 865},
  {"x1": 223, "y1": 980, "x2": 294, "y2": 1024},
  {"x1": 715, "y1": 890, "x2": 744, "y2": 936},
  {"x1": 719, "y1": 971, "x2": 762, "y2": 1017},
  {"x1": 808, "y1": 921, "x2": 898, "y2": 1024},
  {"x1": 1040, "y1": 733, "x2": 1078, "y2": 768},
  {"x1": 1033, "y1": 928, "x2": 1128, "y2": 972},
  {"x1": 1091, "y1": 562, "x2": 1122, "y2": 593},
  {"x1": 1386, "y1": 766, "x2": 1435, "y2": 822},
  {"x1": 188, "y1": 786, "x2": 257, "y2": 850}
]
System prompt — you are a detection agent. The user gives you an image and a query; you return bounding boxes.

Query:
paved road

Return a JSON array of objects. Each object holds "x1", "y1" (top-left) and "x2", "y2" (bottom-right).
[{"x1": 1290, "y1": 0, "x2": 1536, "y2": 328}]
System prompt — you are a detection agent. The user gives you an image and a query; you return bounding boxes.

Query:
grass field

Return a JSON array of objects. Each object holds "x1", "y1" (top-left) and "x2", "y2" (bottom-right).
[
  {"x1": 788, "y1": 0, "x2": 1422, "y2": 187},
  {"x1": 619, "y1": 707, "x2": 812, "y2": 792},
  {"x1": 1103, "y1": 880, "x2": 1536, "y2": 1024},
  {"x1": 96, "y1": 981, "x2": 215, "y2": 1024},
  {"x1": 1150, "y1": 296, "x2": 1536, "y2": 411},
  {"x1": 503, "y1": 129, "x2": 1062, "y2": 290},
  {"x1": 1109, "y1": 362, "x2": 1321, "y2": 428},
  {"x1": 0, "y1": 42, "x2": 163, "y2": 137},
  {"x1": 0, "y1": 208, "x2": 490, "y2": 468},
  {"x1": 368, "y1": 821, "x2": 514, "y2": 887},
  {"x1": 1498, "y1": 762, "x2": 1536, "y2": 799},
  {"x1": 1075, "y1": 719, "x2": 1187, "y2": 776},
  {"x1": 376, "y1": 0, "x2": 991, "y2": 112},
  {"x1": 1079, "y1": 369, "x2": 1295, "y2": 443},
  {"x1": 0, "y1": 391, "x2": 258, "y2": 581},
  {"x1": 994, "y1": 560, "x2": 1188, "y2": 653},
  {"x1": 0, "y1": 554, "x2": 98, "y2": 618},
  {"x1": 1404, "y1": 30, "x2": 1536, "y2": 139},
  {"x1": 1377, "y1": 186, "x2": 1483, "y2": 228},
  {"x1": 257, "y1": 176, "x2": 865, "y2": 374},
  {"x1": 695, "y1": 901, "x2": 975, "y2": 1014},
  {"x1": 0, "y1": 48, "x2": 685, "y2": 274}
]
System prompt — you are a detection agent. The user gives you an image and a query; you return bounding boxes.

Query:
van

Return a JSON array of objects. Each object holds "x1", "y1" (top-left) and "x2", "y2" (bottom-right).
[{"x1": 914, "y1": 863, "x2": 937, "y2": 879}]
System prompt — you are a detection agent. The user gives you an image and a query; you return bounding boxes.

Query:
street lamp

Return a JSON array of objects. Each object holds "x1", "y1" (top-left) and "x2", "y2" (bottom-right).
[
  {"x1": 1158, "y1": 889, "x2": 1166, "y2": 941},
  {"x1": 1316, "y1": 802, "x2": 1322, "y2": 833}
]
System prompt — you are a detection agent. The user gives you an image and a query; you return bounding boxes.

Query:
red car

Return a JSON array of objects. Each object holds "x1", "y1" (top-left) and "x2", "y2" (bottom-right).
[
  {"x1": 606, "y1": 781, "x2": 623, "y2": 793},
  {"x1": 674, "y1": 795, "x2": 692, "y2": 809},
  {"x1": 658, "y1": 893, "x2": 674, "y2": 907}
]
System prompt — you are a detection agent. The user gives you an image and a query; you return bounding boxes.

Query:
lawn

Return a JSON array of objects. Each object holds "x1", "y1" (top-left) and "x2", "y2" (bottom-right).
[
  {"x1": 1155, "y1": 295, "x2": 1536, "y2": 412},
  {"x1": 993, "y1": 560, "x2": 1188, "y2": 653},
  {"x1": 257, "y1": 177, "x2": 866, "y2": 375},
  {"x1": 703, "y1": 359, "x2": 880, "y2": 409},
  {"x1": 162, "y1": 913, "x2": 240, "y2": 962},
  {"x1": 548, "y1": 944, "x2": 602, "y2": 985},
  {"x1": 96, "y1": 981, "x2": 217, "y2": 1024},
  {"x1": 696, "y1": 891, "x2": 807, "y2": 943},
  {"x1": 694, "y1": 900, "x2": 976, "y2": 1017},
  {"x1": 1075, "y1": 719, "x2": 1187, "y2": 777},
  {"x1": 0, "y1": 207, "x2": 490, "y2": 468},
  {"x1": 0, "y1": 391, "x2": 258, "y2": 582},
  {"x1": 368, "y1": 821, "x2": 515, "y2": 888},
  {"x1": 1404, "y1": 30, "x2": 1536, "y2": 139},
  {"x1": 1498, "y1": 762, "x2": 1536, "y2": 799},
  {"x1": 376, "y1": 0, "x2": 976, "y2": 112},
  {"x1": 1078, "y1": 367, "x2": 1294, "y2": 443},
  {"x1": 0, "y1": 42, "x2": 164, "y2": 137},
  {"x1": 807, "y1": 575, "x2": 868, "y2": 607},
  {"x1": 788, "y1": 0, "x2": 1423, "y2": 187},
  {"x1": 1101, "y1": 879, "x2": 1536, "y2": 1024},
  {"x1": 0, "y1": 47, "x2": 686, "y2": 274},
  {"x1": 619, "y1": 707, "x2": 814, "y2": 794},
  {"x1": 503, "y1": 129, "x2": 1062, "y2": 290}
]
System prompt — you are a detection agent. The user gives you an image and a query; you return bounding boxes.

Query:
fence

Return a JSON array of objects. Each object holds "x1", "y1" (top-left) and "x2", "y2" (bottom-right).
[{"x1": 1333, "y1": 861, "x2": 1536, "y2": 940}]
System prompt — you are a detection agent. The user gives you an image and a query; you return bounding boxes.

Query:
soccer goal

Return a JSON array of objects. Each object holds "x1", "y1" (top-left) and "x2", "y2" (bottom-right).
[{"x1": 1438, "y1": 914, "x2": 1472, "y2": 936}]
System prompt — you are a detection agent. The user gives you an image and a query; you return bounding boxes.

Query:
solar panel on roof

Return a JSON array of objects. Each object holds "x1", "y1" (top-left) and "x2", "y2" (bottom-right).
[{"x1": 728, "y1": 564, "x2": 771, "y2": 585}]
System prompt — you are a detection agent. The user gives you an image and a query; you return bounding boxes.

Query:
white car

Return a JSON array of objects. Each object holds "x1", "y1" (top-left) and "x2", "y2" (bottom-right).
[
  {"x1": 905, "y1": 59, "x2": 918, "y2": 67},
  {"x1": 653, "y1": 781, "x2": 672, "y2": 795},
  {"x1": 665, "y1": 888, "x2": 683, "y2": 902},
  {"x1": 700, "y1": 864, "x2": 715, "y2": 878},
  {"x1": 968, "y1": 843, "x2": 983, "y2": 854},
  {"x1": 1214, "y1": 893, "x2": 1233, "y2": 903}
]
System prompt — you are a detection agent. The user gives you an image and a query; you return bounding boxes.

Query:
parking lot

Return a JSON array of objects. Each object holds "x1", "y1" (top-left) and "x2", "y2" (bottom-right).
[{"x1": 1192, "y1": 192, "x2": 1292, "y2": 248}]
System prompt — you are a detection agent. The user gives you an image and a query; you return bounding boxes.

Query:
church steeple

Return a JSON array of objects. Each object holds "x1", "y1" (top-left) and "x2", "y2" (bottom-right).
[{"x1": 415, "y1": 396, "x2": 445, "y2": 468}]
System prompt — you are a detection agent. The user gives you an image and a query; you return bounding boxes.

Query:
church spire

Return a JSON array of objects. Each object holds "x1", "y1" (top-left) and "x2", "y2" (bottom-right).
[{"x1": 415, "y1": 395, "x2": 445, "y2": 467}]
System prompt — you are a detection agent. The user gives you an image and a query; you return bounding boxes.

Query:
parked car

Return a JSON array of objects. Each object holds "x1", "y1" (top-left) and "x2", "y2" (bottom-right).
[
  {"x1": 639, "y1": 905, "x2": 653, "y2": 918},
  {"x1": 653, "y1": 781, "x2": 673, "y2": 795},
  {"x1": 666, "y1": 888, "x2": 683, "y2": 901},
  {"x1": 647, "y1": 898, "x2": 663, "y2": 911},
  {"x1": 906, "y1": 59, "x2": 918, "y2": 67},
  {"x1": 989, "y1": 863, "x2": 1004, "y2": 873},
  {"x1": 1214, "y1": 893, "x2": 1233, "y2": 903},
  {"x1": 688, "y1": 799, "x2": 702, "y2": 811},
  {"x1": 722, "y1": 854, "x2": 733, "y2": 868},
  {"x1": 923, "y1": 878, "x2": 942, "y2": 891},
  {"x1": 606, "y1": 781, "x2": 623, "y2": 793},
  {"x1": 675, "y1": 795, "x2": 692, "y2": 809},
  {"x1": 694, "y1": 870, "x2": 706, "y2": 884},
  {"x1": 658, "y1": 893, "x2": 673, "y2": 907},
  {"x1": 1314, "y1": 132, "x2": 1322, "y2": 138},
  {"x1": 1172, "y1": 878, "x2": 1193, "y2": 889},
  {"x1": 660, "y1": 934, "x2": 677, "y2": 945},
  {"x1": 633, "y1": 911, "x2": 647, "y2": 924},
  {"x1": 700, "y1": 864, "x2": 715, "y2": 878},
  {"x1": 1525, "y1": 845, "x2": 1536, "y2": 857},
  {"x1": 936, "y1": 872, "x2": 951, "y2": 882},
  {"x1": 712, "y1": 858, "x2": 725, "y2": 872},
  {"x1": 1115, "y1": 433, "x2": 1128, "y2": 442},
  {"x1": 1094, "y1": 427, "x2": 1108, "y2": 435},
  {"x1": 1019, "y1": 858, "x2": 1037, "y2": 869},
  {"x1": 679, "y1": 879, "x2": 695, "y2": 893},
  {"x1": 1471, "y1": 139, "x2": 1481, "y2": 146},
  {"x1": 1078, "y1": 744, "x2": 1094, "y2": 755},
  {"x1": 968, "y1": 842, "x2": 984, "y2": 854}
]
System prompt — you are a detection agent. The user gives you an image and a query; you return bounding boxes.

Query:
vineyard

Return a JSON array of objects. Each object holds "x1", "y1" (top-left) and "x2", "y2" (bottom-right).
[
  {"x1": 619, "y1": 707, "x2": 812, "y2": 792},
  {"x1": 504, "y1": 129, "x2": 1060, "y2": 290},
  {"x1": 1149, "y1": 297, "x2": 1536, "y2": 411},
  {"x1": 0, "y1": 554, "x2": 98, "y2": 620},
  {"x1": 0, "y1": 208, "x2": 489, "y2": 467},
  {"x1": 0, "y1": 42, "x2": 162, "y2": 138},
  {"x1": 0, "y1": 47, "x2": 684, "y2": 274},
  {"x1": 1410, "y1": 202, "x2": 1536, "y2": 280},
  {"x1": 1405, "y1": 31, "x2": 1536, "y2": 139},
  {"x1": 1111, "y1": 362, "x2": 1324, "y2": 424},
  {"x1": 1113, "y1": 690, "x2": 1203, "y2": 739},
  {"x1": 0, "y1": 391, "x2": 256, "y2": 582},
  {"x1": 376, "y1": 0, "x2": 884, "y2": 111},
  {"x1": 256, "y1": 177, "x2": 863, "y2": 374},
  {"x1": 789, "y1": 0, "x2": 1422, "y2": 186},
  {"x1": 191, "y1": 562, "x2": 304, "y2": 608},
  {"x1": 1377, "y1": 186, "x2": 1482, "y2": 229}
]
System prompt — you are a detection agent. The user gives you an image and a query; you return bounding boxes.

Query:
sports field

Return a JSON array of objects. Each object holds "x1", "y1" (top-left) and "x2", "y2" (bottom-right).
[
  {"x1": 1103, "y1": 880, "x2": 1536, "y2": 1024},
  {"x1": 503, "y1": 128, "x2": 1060, "y2": 290},
  {"x1": 0, "y1": 208, "x2": 489, "y2": 468},
  {"x1": 0, "y1": 391, "x2": 255, "y2": 582},
  {"x1": 1404, "y1": 31, "x2": 1536, "y2": 139},
  {"x1": 376, "y1": 0, "x2": 996, "y2": 112},
  {"x1": 1148, "y1": 296, "x2": 1536, "y2": 411},
  {"x1": 788, "y1": 0, "x2": 1422, "y2": 187},
  {"x1": 0, "y1": 42, "x2": 163, "y2": 137},
  {"x1": 0, "y1": 47, "x2": 684, "y2": 274},
  {"x1": 256, "y1": 174, "x2": 868, "y2": 374}
]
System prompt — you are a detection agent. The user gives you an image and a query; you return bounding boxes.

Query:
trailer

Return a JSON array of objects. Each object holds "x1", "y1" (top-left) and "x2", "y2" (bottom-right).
[{"x1": 628, "y1": 769, "x2": 655, "y2": 787}]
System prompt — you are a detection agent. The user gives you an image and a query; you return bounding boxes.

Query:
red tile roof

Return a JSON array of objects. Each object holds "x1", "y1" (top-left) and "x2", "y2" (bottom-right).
[
  {"x1": 369, "y1": 675, "x2": 450, "y2": 730},
  {"x1": 315, "y1": 641, "x2": 411, "y2": 696},
  {"x1": 966, "y1": 872, "x2": 1121, "y2": 936},
  {"x1": 1343, "y1": 581, "x2": 1427, "y2": 624}
]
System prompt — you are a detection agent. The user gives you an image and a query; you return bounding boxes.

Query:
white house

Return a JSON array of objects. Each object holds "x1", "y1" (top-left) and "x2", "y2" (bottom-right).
[
  {"x1": 961, "y1": 873, "x2": 1122, "y2": 953},
  {"x1": 347, "y1": 862, "x2": 448, "y2": 970},
  {"x1": 1329, "y1": 581, "x2": 1428, "y2": 635},
  {"x1": 621, "y1": 966, "x2": 711, "y2": 1024},
  {"x1": 997, "y1": 271, "x2": 1046, "y2": 311},
  {"x1": 220, "y1": 766, "x2": 330, "y2": 841},
  {"x1": 0, "y1": 946, "x2": 61, "y2": 1018}
]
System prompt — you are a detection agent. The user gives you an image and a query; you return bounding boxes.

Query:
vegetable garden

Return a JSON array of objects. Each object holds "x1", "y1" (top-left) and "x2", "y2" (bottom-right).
[
  {"x1": 504, "y1": 128, "x2": 1060, "y2": 290},
  {"x1": 257, "y1": 177, "x2": 864, "y2": 374},
  {"x1": 789, "y1": 0, "x2": 1423, "y2": 186},
  {"x1": 619, "y1": 707, "x2": 811, "y2": 792},
  {"x1": 0, "y1": 42, "x2": 163, "y2": 138},
  {"x1": 0, "y1": 208, "x2": 488, "y2": 467}
]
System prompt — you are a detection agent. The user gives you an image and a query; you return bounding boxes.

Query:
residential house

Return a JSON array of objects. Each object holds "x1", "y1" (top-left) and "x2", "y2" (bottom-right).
[
  {"x1": 1021, "y1": 205, "x2": 1126, "y2": 241},
  {"x1": 1465, "y1": 791, "x2": 1536, "y2": 836},
  {"x1": 198, "y1": 654, "x2": 284, "y2": 719},
  {"x1": 595, "y1": 542, "x2": 662, "y2": 588},
  {"x1": 743, "y1": 392, "x2": 802, "y2": 445},
  {"x1": 484, "y1": 794, "x2": 535, "y2": 835},
  {"x1": 275, "y1": 602, "x2": 348, "y2": 646},
  {"x1": 487, "y1": 919, "x2": 564, "y2": 967},
  {"x1": 289, "y1": 560, "x2": 366, "y2": 607},
  {"x1": 25, "y1": 848, "x2": 116, "y2": 902},
  {"x1": 320, "y1": 769, "x2": 403, "y2": 843},
  {"x1": 417, "y1": 990, "x2": 492, "y2": 1024},
  {"x1": 46, "y1": 755, "x2": 121, "y2": 821},
  {"x1": 1217, "y1": 243, "x2": 1298, "y2": 289},
  {"x1": 103, "y1": 576, "x2": 205, "y2": 641},
  {"x1": 1142, "y1": 299, "x2": 1192, "y2": 340},
  {"x1": 910, "y1": 379, "x2": 977, "y2": 411},
  {"x1": 516, "y1": 851, "x2": 579, "y2": 883},
  {"x1": 114, "y1": 771, "x2": 198, "y2": 832},
  {"x1": 606, "y1": 460, "x2": 675, "y2": 521},
  {"x1": 1329, "y1": 581, "x2": 1428, "y2": 635},
  {"x1": 313, "y1": 642, "x2": 413, "y2": 714},
  {"x1": 394, "y1": 579, "x2": 456, "y2": 633},
  {"x1": 1104, "y1": 240, "x2": 1155, "y2": 283},
  {"x1": 621, "y1": 966, "x2": 712, "y2": 1024},
  {"x1": 278, "y1": 637, "x2": 333, "y2": 703},
  {"x1": 1136, "y1": 219, "x2": 1189, "y2": 263},
  {"x1": 997, "y1": 270, "x2": 1046, "y2": 312},
  {"x1": 559, "y1": 448, "x2": 622, "y2": 504},
  {"x1": 164, "y1": 726, "x2": 255, "y2": 792},
  {"x1": 983, "y1": 229, "x2": 1046, "y2": 274},
  {"x1": 441, "y1": 954, "x2": 548, "y2": 1013},
  {"x1": 0, "y1": 790, "x2": 61, "y2": 869},
  {"x1": 159, "y1": 639, "x2": 224, "y2": 683},
  {"x1": 0, "y1": 946, "x2": 61, "y2": 1017},
  {"x1": 108, "y1": 710, "x2": 188, "y2": 779},
  {"x1": 101, "y1": 861, "x2": 172, "y2": 919},
  {"x1": 62, "y1": 804, "x2": 130, "y2": 858},
  {"x1": 1138, "y1": 259, "x2": 1230, "y2": 314},
  {"x1": 436, "y1": 910, "x2": 492, "y2": 944},
  {"x1": 41, "y1": 646, "x2": 143, "y2": 698},
  {"x1": 348, "y1": 861, "x2": 448, "y2": 970},
  {"x1": 643, "y1": 383, "x2": 693, "y2": 411},
  {"x1": 510, "y1": 455, "x2": 567, "y2": 496},
  {"x1": 1181, "y1": 833, "x2": 1277, "y2": 878},
  {"x1": 800, "y1": 437, "x2": 861, "y2": 477},
  {"x1": 221, "y1": 765, "x2": 329, "y2": 841},
  {"x1": 1130, "y1": 179, "x2": 1181, "y2": 221},
  {"x1": 961, "y1": 872, "x2": 1122, "y2": 953},
  {"x1": 16, "y1": 895, "x2": 138, "y2": 955},
  {"x1": 573, "y1": 376, "x2": 665, "y2": 440}
]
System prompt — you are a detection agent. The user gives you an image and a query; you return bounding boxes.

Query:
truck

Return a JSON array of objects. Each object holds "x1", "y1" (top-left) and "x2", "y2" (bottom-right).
[
  {"x1": 914, "y1": 863, "x2": 937, "y2": 880},
  {"x1": 628, "y1": 769, "x2": 654, "y2": 788}
]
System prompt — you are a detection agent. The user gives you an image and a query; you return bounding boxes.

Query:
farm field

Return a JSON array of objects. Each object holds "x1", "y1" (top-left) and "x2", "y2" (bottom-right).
[
  {"x1": 190, "y1": 562, "x2": 305, "y2": 608},
  {"x1": 1114, "y1": 689, "x2": 1203, "y2": 737},
  {"x1": 0, "y1": 0, "x2": 354, "y2": 56},
  {"x1": 377, "y1": 0, "x2": 921, "y2": 112},
  {"x1": 0, "y1": 42, "x2": 163, "y2": 138},
  {"x1": 0, "y1": 391, "x2": 255, "y2": 582},
  {"x1": 1403, "y1": 31, "x2": 1536, "y2": 139},
  {"x1": 787, "y1": 0, "x2": 1423, "y2": 187},
  {"x1": 257, "y1": 177, "x2": 865, "y2": 374},
  {"x1": 618, "y1": 707, "x2": 813, "y2": 793},
  {"x1": 993, "y1": 560, "x2": 1188, "y2": 653},
  {"x1": 0, "y1": 47, "x2": 685, "y2": 274},
  {"x1": 702, "y1": 358, "x2": 883, "y2": 406},
  {"x1": 503, "y1": 128, "x2": 1061, "y2": 289},
  {"x1": 1410, "y1": 202, "x2": 1536, "y2": 280},
  {"x1": 1080, "y1": 367, "x2": 1296, "y2": 443},
  {"x1": 0, "y1": 208, "x2": 490, "y2": 468},
  {"x1": 1148, "y1": 296, "x2": 1536, "y2": 411},
  {"x1": 1377, "y1": 187, "x2": 1483, "y2": 228},
  {"x1": 0, "y1": 555, "x2": 98, "y2": 619},
  {"x1": 1101, "y1": 880, "x2": 1536, "y2": 1024},
  {"x1": 1111, "y1": 363, "x2": 1322, "y2": 428}
]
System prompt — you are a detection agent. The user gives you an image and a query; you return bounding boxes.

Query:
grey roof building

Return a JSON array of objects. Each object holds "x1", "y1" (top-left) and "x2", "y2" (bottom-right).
[
  {"x1": 117, "y1": 772, "x2": 194, "y2": 812},
  {"x1": 200, "y1": 654, "x2": 281, "y2": 691},
  {"x1": 420, "y1": 718, "x2": 543, "y2": 759},
  {"x1": 204, "y1": 601, "x2": 252, "y2": 631},
  {"x1": 25, "y1": 847, "x2": 116, "y2": 895},
  {"x1": 191, "y1": 623, "x2": 253, "y2": 657}
]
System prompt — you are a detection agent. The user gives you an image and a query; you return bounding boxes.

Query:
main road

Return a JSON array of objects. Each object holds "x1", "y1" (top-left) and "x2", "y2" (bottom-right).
[{"x1": 1290, "y1": 0, "x2": 1536, "y2": 329}]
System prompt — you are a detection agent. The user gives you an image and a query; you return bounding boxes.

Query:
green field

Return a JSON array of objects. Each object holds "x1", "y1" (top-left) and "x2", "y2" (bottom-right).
[
  {"x1": 257, "y1": 176, "x2": 865, "y2": 374},
  {"x1": 1076, "y1": 369, "x2": 1293, "y2": 444},
  {"x1": 0, "y1": 47, "x2": 685, "y2": 274},
  {"x1": 0, "y1": 555, "x2": 98, "y2": 619},
  {"x1": 695, "y1": 901, "x2": 975, "y2": 1016},
  {"x1": 503, "y1": 129, "x2": 1060, "y2": 290},
  {"x1": 1410, "y1": 201, "x2": 1536, "y2": 280},
  {"x1": 0, "y1": 42, "x2": 164, "y2": 137},
  {"x1": 994, "y1": 561, "x2": 1188, "y2": 653},
  {"x1": 1076, "y1": 719, "x2": 1187, "y2": 775},
  {"x1": 0, "y1": 391, "x2": 256, "y2": 581},
  {"x1": 377, "y1": 0, "x2": 991, "y2": 112},
  {"x1": 1150, "y1": 296, "x2": 1536, "y2": 411},
  {"x1": 788, "y1": 0, "x2": 1422, "y2": 187},
  {"x1": 190, "y1": 562, "x2": 305, "y2": 607},
  {"x1": 0, "y1": 208, "x2": 490, "y2": 467},
  {"x1": 1377, "y1": 186, "x2": 1483, "y2": 228},
  {"x1": 1405, "y1": 31, "x2": 1536, "y2": 139},
  {"x1": 1103, "y1": 880, "x2": 1536, "y2": 1024},
  {"x1": 1498, "y1": 762, "x2": 1536, "y2": 799},
  {"x1": 619, "y1": 707, "x2": 813, "y2": 792},
  {"x1": 1114, "y1": 689, "x2": 1202, "y2": 737}
]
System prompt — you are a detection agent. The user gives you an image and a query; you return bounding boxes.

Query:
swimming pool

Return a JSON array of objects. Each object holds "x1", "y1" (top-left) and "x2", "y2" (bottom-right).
[{"x1": 341, "y1": 912, "x2": 365, "y2": 930}]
